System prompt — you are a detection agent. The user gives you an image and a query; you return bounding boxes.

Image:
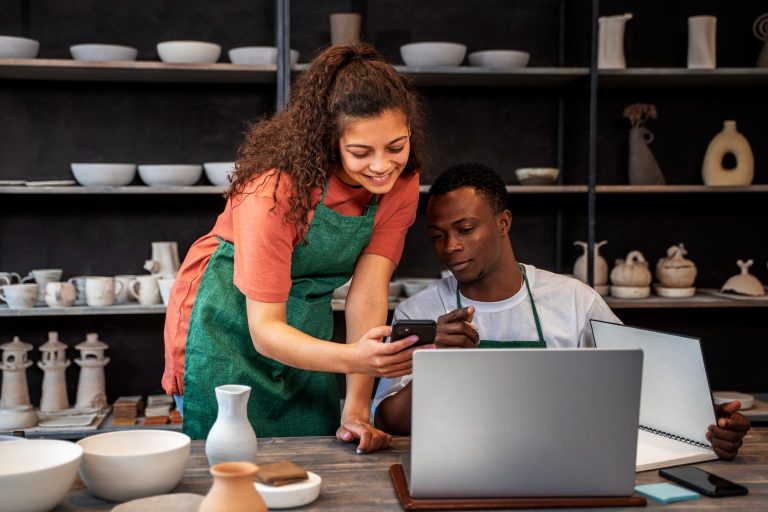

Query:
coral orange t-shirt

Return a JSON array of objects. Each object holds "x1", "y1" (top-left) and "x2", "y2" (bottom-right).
[{"x1": 162, "y1": 169, "x2": 420, "y2": 394}]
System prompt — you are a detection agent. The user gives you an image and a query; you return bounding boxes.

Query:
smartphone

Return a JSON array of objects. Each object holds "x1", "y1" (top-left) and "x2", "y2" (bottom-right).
[
  {"x1": 390, "y1": 319, "x2": 436, "y2": 348},
  {"x1": 659, "y1": 466, "x2": 748, "y2": 497}
]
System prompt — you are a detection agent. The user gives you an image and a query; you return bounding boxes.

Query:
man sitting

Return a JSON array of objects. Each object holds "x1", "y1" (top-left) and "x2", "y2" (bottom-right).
[{"x1": 373, "y1": 163, "x2": 750, "y2": 461}]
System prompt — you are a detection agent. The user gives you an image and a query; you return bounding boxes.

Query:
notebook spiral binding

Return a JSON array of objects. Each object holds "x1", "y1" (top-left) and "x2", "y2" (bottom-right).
[{"x1": 639, "y1": 425, "x2": 713, "y2": 451}]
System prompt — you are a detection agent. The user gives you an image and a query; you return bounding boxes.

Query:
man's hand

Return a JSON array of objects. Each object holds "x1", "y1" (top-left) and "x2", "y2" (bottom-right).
[
  {"x1": 337, "y1": 419, "x2": 393, "y2": 454},
  {"x1": 435, "y1": 306, "x2": 479, "y2": 348},
  {"x1": 707, "y1": 400, "x2": 751, "y2": 460}
]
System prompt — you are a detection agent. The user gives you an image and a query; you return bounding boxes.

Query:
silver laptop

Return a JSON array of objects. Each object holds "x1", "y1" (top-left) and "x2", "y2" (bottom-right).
[{"x1": 409, "y1": 349, "x2": 643, "y2": 498}]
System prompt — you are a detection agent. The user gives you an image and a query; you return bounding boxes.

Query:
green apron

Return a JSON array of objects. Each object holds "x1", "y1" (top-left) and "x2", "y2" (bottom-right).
[
  {"x1": 456, "y1": 264, "x2": 546, "y2": 349},
  {"x1": 182, "y1": 180, "x2": 378, "y2": 439}
]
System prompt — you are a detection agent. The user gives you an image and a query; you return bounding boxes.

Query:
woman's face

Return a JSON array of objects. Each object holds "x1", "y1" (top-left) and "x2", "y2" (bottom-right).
[{"x1": 336, "y1": 109, "x2": 410, "y2": 194}]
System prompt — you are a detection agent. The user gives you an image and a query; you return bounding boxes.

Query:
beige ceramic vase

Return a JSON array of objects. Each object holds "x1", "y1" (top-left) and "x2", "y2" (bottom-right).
[
  {"x1": 199, "y1": 462, "x2": 267, "y2": 512},
  {"x1": 702, "y1": 121, "x2": 754, "y2": 186}
]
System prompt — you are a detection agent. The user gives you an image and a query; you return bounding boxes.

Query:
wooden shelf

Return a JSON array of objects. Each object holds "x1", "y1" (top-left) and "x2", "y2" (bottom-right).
[
  {"x1": 0, "y1": 303, "x2": 167, "y2": 317},
  {"x1": 0, "y1": 185, "x2": 226, "y2": 194},
  {"x1": 0, "y1": 58, "x2": 276, "y2": 84},
  {"x1": 605, "y1": 289, "x2": 768, "y2": 309},
  {"x1": 596, "y1": 185, "x2": 768, "y2": 193},
  {"x1": 419, "y1": 184, "x2": 587, "y2": 194},
  {"x1": 598, "y1": 68, "x2": 768, "y2": 87}
]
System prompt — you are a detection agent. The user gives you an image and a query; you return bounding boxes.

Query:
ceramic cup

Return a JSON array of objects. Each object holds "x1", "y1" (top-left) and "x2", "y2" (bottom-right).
[
  {"x1": 0, "y1": 272, "x2": 22, "y2": 286},
  {"x1": 130, "y1": 275, "x2": 161, "y2": 305},
  {"x1": 0, "y1": 283, "x2": 38, "y2": 309},
  {"x1": 21, "y1": 268, "x2": 63, "y2": 303},
  {"x1": 85, "y1": 277, "x2": 123, "y2": 307},
  {"x1": 157, "y1": 277, "x2": 176, "y2": 306},
  {"x1": 114, "y1": 275, "x2": 137, "y2": 304},
  {"x1": 67, "y1": 276, "x2": 89, "y2": 305},
  {"x1": 45, "y1": 281, "x2": 77, "y2": 308},
  {"x1": 330, "y1": 13, "x2": 362, "y2": 45}
]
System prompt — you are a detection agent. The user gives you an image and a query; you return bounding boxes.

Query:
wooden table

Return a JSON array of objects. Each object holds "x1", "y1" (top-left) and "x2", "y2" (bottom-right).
[{"x1": 55, "y1": 428, "x2": 768, "y2": 511}]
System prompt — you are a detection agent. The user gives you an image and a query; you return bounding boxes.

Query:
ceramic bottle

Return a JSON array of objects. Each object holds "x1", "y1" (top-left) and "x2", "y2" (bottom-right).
[
  {"x1": 573, "y1": 241, "x2": 609, "y2": 293},
  {"x1": 598, "y1": 13, "x2": 633, "y2": 69},
  {"x1": 702, "y1": 121, "x2": 754, "y2": 186},
  {"x1": 199, "y1": 462, "x2": 267, "y2": 512},
  {"x1": 205, "y1": 384, "x2": 258, "y2": 466},
  {"x1": 688, "y1": 16, "x2": 717, "y2": 69}
]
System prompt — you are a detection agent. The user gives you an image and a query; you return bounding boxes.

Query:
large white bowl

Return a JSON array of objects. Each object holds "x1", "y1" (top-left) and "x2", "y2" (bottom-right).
[
  {"x1": 0, "y1": 439, "x2": 83, "y2": 512},
  {"x1": 203, "y1": 162, "x2": 235, "y2": 186},
  {"x1": 400, "y1": 42, "x2": 466, "y2": 67},
  {"x1": 228, "y1": 46, "x2": 299, "y2": 66},
  {"x1": 468, "y1": 50, "x2": 530, "y2": 68},
  {"x1": 138, "y1": 164, "x2": 203, "y2": 187},
  {"x1": 70, "y1": 44, "x2": 138, "y2": 61},
  {"x1": 157, "y1": 41, "x2": 221, "y2": 64},
  {"x1": 71, "y1": 163, "x2": 137, "y2": 186},
  {"x1": 0, "y1": 35, "x2": 40, "y2": 59},
  {"x1": 77, "y1": 430, "x2": 190, "y2": 502}
]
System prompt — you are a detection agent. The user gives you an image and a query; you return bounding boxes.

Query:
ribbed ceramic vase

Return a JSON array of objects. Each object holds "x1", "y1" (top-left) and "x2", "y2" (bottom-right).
[
  {"x1": 199, "y1": 462, "x2": 267, "y2": 512},
  {"x1": 205, "y1": 384, "x2": 258, "y2": 466}
]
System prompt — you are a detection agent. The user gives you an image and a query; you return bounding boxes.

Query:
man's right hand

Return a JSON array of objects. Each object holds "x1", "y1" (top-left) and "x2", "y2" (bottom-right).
[{"x1": 436, "y1": 306, "x2": 479, "y2": 348}]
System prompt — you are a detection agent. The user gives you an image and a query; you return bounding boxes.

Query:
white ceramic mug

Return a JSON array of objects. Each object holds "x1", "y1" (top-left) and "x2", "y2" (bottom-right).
[
  {"x1": 85, "y1": 277, "x2": 123, "y2": 307},
  {"x1": 0, "y1": 284, "x2": 38, "y2": 309},
  {"x1": 0, "y1": 272, "x2": 22, "y2": 286},
  {"x1": 157, "y1": 277, "x2": 176, "y2": 306},
  {"x1": 130, "y1": 275, "x2": 161, "y2": 305},
  {"x1": 330, "y1": 13, "x2": 362, "y2": 45},
  {"x1": 115, "y1": 275, "x2": 137, "y2": 304},
  {"x1": 21, "y1": 268, "x2": 64, "y2": 303},
  {"x1": 45, "y1": 281, "x2": 77, "y2": 308},
  {"x1": 67, "y1": 276, "x2": 89, "y2": 305}
]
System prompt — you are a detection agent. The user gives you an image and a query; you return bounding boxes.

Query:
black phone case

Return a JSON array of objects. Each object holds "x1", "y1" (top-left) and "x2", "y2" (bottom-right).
[
  {"x1": 391, "y1": 320, "x2": 436, "y2": 347},
  {"x1": 659, "y1": 468, "x2": 748, "y2": 497}
]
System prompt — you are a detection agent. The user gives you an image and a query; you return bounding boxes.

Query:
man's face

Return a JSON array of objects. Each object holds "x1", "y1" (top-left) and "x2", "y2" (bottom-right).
[{"x1": 426, "y1": 187, "x2": 508, "y2": 284}]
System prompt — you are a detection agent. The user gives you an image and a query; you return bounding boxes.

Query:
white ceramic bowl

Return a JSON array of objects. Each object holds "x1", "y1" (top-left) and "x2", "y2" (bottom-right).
[
  {"x1": 157, "y1": 41, "x2": 221, "y2": 64},
  {"x1": 70, "y1": 44, "x2": 138, "y2": 61},
  {"x1": 712, "y1": 391, "x2": 754, "y2": 409},
  {"x1": 203, "y1": 162, "x2": 235, "y2": 186},
  {"x1": 77, "y1": 430, "x2": 191, "y2": 502},
  {"x1": 468, "y1": 50, "x2": 530, "y2": 68},
  {"x1": 0, "y1": 35, "x2": 40, "y2": 58},
  {"x1": 0, "y1": 405, "x2": 38, "y2": 429},
  {"x1": 138, "y1": 164, "x2": 203, "y2": 187},
  {"x1": 256, "y1": 471, "x2": 322, "y2": 509},
  {"x1": 515, "y1": 167, "x2": 559, "y2": 185},
  {"x1": 0, "y1": 439, "x2": 83, "y2": 512},
  {"x1": 71, "y1": 163, "x2": 137, "y2": 186},
  {"x1": 400, "y1": 42, "x2": 466, "y2": 67},
  {"x1": 399, "y1": 278, "x2": 435, "y2": 297},
  {"x1": 228, "y1": 46, "x2": 299, "y2": 66}
]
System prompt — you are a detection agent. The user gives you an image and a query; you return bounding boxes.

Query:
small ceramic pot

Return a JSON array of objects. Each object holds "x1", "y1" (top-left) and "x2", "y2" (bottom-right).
[{"x1": 199, "y1": 462, "x2": 267, "y2": 512}]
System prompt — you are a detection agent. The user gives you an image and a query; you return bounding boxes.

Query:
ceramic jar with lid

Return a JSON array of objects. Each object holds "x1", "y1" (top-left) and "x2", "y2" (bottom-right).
[
  {"x1": 610, "y1": 250, "x2": 652, "y2": 298},
  {"x1": 654, "y1": 243, "x2": 697, "y2": 298}
]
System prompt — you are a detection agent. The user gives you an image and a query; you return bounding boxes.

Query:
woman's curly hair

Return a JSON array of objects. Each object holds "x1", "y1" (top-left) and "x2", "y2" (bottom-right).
[{"x1": 228, "y1": 43, "x2": 426, "y2": 241}]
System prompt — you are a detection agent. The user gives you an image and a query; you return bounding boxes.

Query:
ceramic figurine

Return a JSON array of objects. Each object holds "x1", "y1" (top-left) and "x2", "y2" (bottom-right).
[
  {"x1": 205, "y1": 384, "x2": 259, "y2": 466},
  {"x1": 143, "y1": 241, "x2": 180, "y2": 278},
  {"x1": 702, "y1": 121, "x2": 754, "y2": 186},
  {"x1": 0, "y1": 336, "x2": 33, "y2": 407},
  {"x1": 610, "y1": 250, "x2": 652, "y2": 298},
  {"x1": 598, "y1": 13, "x2": 633, "y2": 69},
  {"x1": 654, "y1": 244, "x2": 697, "y2": 298},
  {"x1": 755, "y1": 14, "x2": 768, "y2": 68},
  {"x1": 74, "y1": 333, "x2": 110, "y2": 411},
  {"x1": 688, "y1": 16, "x2": 717, "y2": 69},
  {"x1": 199, "y1": 462, "x2": 268, "y2": 512},
  {"x1": 623, "y1": 104, "x2": 665, "y2": 185},
  {"x1": 573, "y1": 241, "x2": 609, "y2": 295},
  {"x1": 721, "y1": 259, "x2": 765, "y2": 297},
  {"x1": 38, "y1": 331, "x2": 71, "y2": 412}
]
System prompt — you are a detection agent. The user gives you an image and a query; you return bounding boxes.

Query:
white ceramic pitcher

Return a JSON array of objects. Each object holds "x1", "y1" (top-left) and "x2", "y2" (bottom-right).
[
  {"x1": 144, "y1": 241, "x2": 180, "y2": 277},
  {"x1": 205, "y1": 384, "x2": 258, "y2": 466},
  {"x1": 598, "y1": 13, "x2": 633, "y2": 69}
]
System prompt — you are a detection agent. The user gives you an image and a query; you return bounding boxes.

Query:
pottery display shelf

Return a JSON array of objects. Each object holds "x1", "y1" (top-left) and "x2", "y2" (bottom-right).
[
  {"x1": 598, "y1": 67, "x2": 768, "y2": 88},
  {"x1": 420, "y1": 184, "x2": 587, "y2": 194},
  {"x1": 0, "y1": 185, "x2": 227, "y2": 194},
  {"x1": 604, "y1": 288, "x2": 768, "y2": 309},
  {"x1": 595, "y1": 184, "x2": 768, "y2": 193}
]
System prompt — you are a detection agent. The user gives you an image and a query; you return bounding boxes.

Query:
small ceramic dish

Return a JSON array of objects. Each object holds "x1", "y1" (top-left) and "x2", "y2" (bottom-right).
[
  {"x1": 468, "y1": 50, "x2": 530, "y2": 68},
  {"x1": 712, "y1": 391, "x2": 754, "y2": 409},
  {"x1": 609, "y1": 285, "x2": 650, "y2": 299},
  {"x1": 400, "y1": 42, "x2": 466, "y2": 67},
  {"x1": 71, "y1": 163, "x2": 137, "y2": 186},
  {"x1": 255, "y1": 471, "x2": 321, "y2": 509},
  {"x1": 70, "y1": 44, "x2": 138, "y2": 61},
  {"x1": 0, "y1": 35, "x2": 40, "y2": 58},
  {"x1": 228, "y1": 46, "x2": 299, "y2": 66},
  {"x1": 653, "y1": 284, "x2": 696, "y2": 298},
  {"x1": 138, "y1": 164, "x2": 203, "y2": 187},
  {"x1": 515, "y1": 167, "x2": 559, "y2": 185},
  {"x1": 203, "y1": 162, "x2": 235, "y2": 187},
  {"x1": 157, "y1": 41, "x2": 221, "y2": 64}
]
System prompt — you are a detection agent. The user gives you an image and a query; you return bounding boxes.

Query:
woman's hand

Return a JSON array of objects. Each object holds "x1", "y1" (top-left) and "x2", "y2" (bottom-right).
[
  {"x1": 337, "y1": 417, "x2": 393, "y2": 453},
  {"x1": 348, "y1": 325, "x2": 431, "y2": 378}
]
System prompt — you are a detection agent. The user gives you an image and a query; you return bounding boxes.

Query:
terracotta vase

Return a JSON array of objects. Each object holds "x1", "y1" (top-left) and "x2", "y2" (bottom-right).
[
  {"x1": 199, "y1": 462, "x2": 267, "y2": 512},
  {"x1": 205, "y1": 384, "x2": 258, "y2": 466},
  {"x1": 702, "y1": 121, "x2": 754, "y2": 186}
]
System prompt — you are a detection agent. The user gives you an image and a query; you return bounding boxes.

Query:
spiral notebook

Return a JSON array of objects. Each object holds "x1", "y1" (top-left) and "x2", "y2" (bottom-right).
[{"x1": 591, "y1": 320, "x2": 718, "y2": 472}]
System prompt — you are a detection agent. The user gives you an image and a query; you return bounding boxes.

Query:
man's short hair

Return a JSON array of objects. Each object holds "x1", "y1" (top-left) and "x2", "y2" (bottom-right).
[{"x1": 429, "y1": 163, "x2": 507, "y2": 214}]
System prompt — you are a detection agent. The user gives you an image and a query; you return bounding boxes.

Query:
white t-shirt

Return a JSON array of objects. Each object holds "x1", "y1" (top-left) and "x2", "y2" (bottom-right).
[{"x1": 372, "y1": 264, "x2": 621, "y2": 416}]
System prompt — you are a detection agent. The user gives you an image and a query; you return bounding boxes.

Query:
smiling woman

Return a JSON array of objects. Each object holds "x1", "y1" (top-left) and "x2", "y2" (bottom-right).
[{"x1": 162, "y1": 43, "x2": 430, "y2": 453}]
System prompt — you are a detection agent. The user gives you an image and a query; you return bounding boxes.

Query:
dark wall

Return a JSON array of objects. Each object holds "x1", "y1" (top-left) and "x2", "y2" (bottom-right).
[{"x1": 1, "y1": 1, "x2": 766, "y2": 403}]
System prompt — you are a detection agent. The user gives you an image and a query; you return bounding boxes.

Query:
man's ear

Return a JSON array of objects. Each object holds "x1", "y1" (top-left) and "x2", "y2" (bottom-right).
[{"x1": 498, "y1": 209, "x2": 512, "y2": 235}]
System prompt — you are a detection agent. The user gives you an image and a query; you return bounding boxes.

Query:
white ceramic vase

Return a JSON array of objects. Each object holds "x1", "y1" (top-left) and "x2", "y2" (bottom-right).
[
  {"x1": 205, "y1": 384, "x2": 258, "y2": 466},
  {"x1": 598, "y1": 13, "x2": 633, "y2": 69},
  {"x1": 687, "y1": 16, "x2": 717, "y2": 69}
]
